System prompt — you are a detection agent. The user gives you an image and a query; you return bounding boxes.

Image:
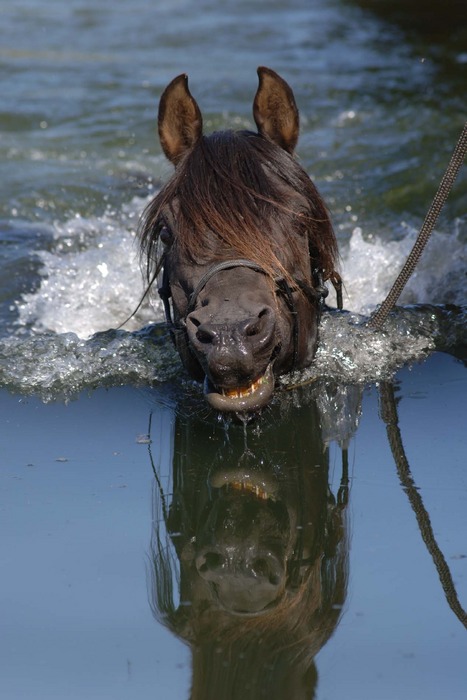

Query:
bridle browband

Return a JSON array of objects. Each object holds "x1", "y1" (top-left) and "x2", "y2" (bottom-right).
[{"x1": 158, "y1": 256, "x2": 339, "y2": 372}]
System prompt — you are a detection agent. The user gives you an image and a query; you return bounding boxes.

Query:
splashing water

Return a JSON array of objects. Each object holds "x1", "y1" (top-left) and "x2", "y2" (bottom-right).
[
  {"x1": 337, "y1": 221, "x2": 466, "y2": 314},
  {"x1": 3, "y1": 195, "x2": 466, "y2": 401},
  {"x1": 0, "y1": 325, "x2": 181, "y2": 402},
  {"x1": 15, "y1": 204, "x2": 466, "y2": 336},
  {"x1": 15, "y1": 197, "x2": 160, "y2": 338}
]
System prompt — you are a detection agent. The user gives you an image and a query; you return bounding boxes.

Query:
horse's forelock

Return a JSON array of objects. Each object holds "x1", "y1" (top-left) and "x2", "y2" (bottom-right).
[{"x1": 139, "y1": 130, "x2": 338, "y2": 286}]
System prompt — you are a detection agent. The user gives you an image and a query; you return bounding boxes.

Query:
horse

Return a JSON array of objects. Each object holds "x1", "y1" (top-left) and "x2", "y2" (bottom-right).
[{"x1": 139, "y1": 67, "x2": 341, "y2": 414}]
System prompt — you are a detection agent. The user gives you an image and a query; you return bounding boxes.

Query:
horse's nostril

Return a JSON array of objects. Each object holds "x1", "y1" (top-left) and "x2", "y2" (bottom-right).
[
  {"x1": 244, "y1": 307, "x2": 273, "y2": 337},
  {"x1": 197, "y1": 551, "x2": 225, "y2": 574},
  {"x1": 189, "y1": 316, "x2": 216, "y2": 343},
  {"x1": 188, "y1": 316, "x2": 218, "y2": 343},
  {"x1": 246, "y1": 322, "x2": 260, "y2": 337},
  {"x1": 251, "y1": 557, "x2": 269, "y2": 577},
  {"x1": 251, "y1": 555, "x2": 282, "y2": 586},
  {"x1": 196, "y1": 327, "x2": 216, "y2": 344}
]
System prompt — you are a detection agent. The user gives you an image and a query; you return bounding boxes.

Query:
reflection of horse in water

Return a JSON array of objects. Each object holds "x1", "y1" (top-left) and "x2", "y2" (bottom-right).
[{"x1": 148, "y1": 383, "x2": 357, "y2": 698}]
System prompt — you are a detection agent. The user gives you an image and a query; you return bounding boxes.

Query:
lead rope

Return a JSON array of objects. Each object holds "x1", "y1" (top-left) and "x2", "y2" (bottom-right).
[
  {"x1": 368, "y1": 122, "x2": 467, "y2": 330},
  {"x1": 379, "y1": 381, "x2": 467, "y2": 630}
]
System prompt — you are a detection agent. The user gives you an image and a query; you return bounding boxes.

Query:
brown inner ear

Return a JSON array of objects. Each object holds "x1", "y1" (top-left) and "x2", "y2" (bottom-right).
[
  {"x1": 158, "y1": 74, "x2": 203, "y2": 165},
  {"x1": 253, "y1": 66, "x2": 299, "y2": 154}
]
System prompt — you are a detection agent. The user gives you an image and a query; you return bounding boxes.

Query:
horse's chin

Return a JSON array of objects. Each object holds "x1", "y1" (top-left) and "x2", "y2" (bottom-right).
[{"x1": 203, "y1": 364, "x2": 275, "y2": 414}]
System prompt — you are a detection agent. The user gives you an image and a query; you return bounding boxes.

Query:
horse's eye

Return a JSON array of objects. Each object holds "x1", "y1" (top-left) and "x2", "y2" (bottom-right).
[{"x1": 159, "y1": 226, "x2": 173, "y2": 246}]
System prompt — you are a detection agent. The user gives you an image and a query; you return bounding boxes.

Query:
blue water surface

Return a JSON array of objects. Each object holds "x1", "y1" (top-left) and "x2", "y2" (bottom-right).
[{"x1": 0, "y1": 0, "x2": 466, "y2": 698}]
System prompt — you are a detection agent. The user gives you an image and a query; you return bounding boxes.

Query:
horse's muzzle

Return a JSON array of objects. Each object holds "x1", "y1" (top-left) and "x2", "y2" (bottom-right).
[{"x1": 186, "y1": 306, "x2": 278, "y2": 413}]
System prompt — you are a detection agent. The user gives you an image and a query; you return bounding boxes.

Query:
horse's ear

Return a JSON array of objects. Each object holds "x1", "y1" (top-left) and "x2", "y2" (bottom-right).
[
  {"x1": 158, "y1": 74, "x2": 203, "y2": 165},
  {"x1": 253, "y1": 66, "x2": 299, "y2": 154}
]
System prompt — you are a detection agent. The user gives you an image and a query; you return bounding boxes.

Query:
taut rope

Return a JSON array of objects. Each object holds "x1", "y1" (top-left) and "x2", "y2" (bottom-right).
[{"x1": 369, "y1": 122, "x2": 467, "y2": 330}]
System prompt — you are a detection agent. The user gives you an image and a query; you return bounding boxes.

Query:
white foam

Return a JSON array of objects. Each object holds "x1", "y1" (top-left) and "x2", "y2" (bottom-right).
[
  {"x1": 16, "y1": 197, "x2": 162, "y2": 338},
  {"x1": 336, "y1": 220, "x2": 466, "y2": 314}
]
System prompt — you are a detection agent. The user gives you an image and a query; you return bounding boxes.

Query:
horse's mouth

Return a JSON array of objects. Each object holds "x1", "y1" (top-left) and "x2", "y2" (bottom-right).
[{"x1": 203, "y1": 364, "x2": 275, "y2": 413}]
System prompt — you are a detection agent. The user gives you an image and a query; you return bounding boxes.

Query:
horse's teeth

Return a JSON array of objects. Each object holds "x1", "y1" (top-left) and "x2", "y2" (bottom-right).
[
  {"x1": 229, "y1": 480, "x2": 270, "y2": 500},
  {"x1": 220, "y1": 375, "x2": 263, "y2": 398}
]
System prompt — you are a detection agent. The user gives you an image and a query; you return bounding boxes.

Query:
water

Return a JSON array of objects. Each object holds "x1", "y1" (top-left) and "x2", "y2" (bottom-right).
[{"x1": 0, "y1": 0, "x2": 466, "y2": 698}]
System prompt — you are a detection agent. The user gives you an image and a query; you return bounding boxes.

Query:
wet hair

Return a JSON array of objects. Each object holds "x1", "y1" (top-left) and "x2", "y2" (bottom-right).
[{"x1": 139, "y1": 130, "x2": 338, "y2": 290}]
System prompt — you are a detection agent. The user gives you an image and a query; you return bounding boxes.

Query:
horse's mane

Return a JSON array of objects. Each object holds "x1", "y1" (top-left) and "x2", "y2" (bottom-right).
[{"x1": 139, "y1": 130, "x2": 338, "y2": 288}]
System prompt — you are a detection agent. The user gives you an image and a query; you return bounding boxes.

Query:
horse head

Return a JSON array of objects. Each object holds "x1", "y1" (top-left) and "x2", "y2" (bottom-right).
[{"x1": 140, "y1": 68, "x2": 340, "y2": 414}]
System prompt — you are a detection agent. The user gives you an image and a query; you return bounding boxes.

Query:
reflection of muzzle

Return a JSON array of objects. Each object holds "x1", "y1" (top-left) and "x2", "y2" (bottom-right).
[
  {"x1": 195, "y1": 544, "x2": 285, "y2": 615},
  {"x1": 194, "y1": 489, "x2": 291, "y2": 615}
]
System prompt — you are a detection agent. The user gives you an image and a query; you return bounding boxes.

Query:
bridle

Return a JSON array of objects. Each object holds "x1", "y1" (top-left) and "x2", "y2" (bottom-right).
[{"x1": 158, "y1": 256, "x2": 339, "y2": 372}]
